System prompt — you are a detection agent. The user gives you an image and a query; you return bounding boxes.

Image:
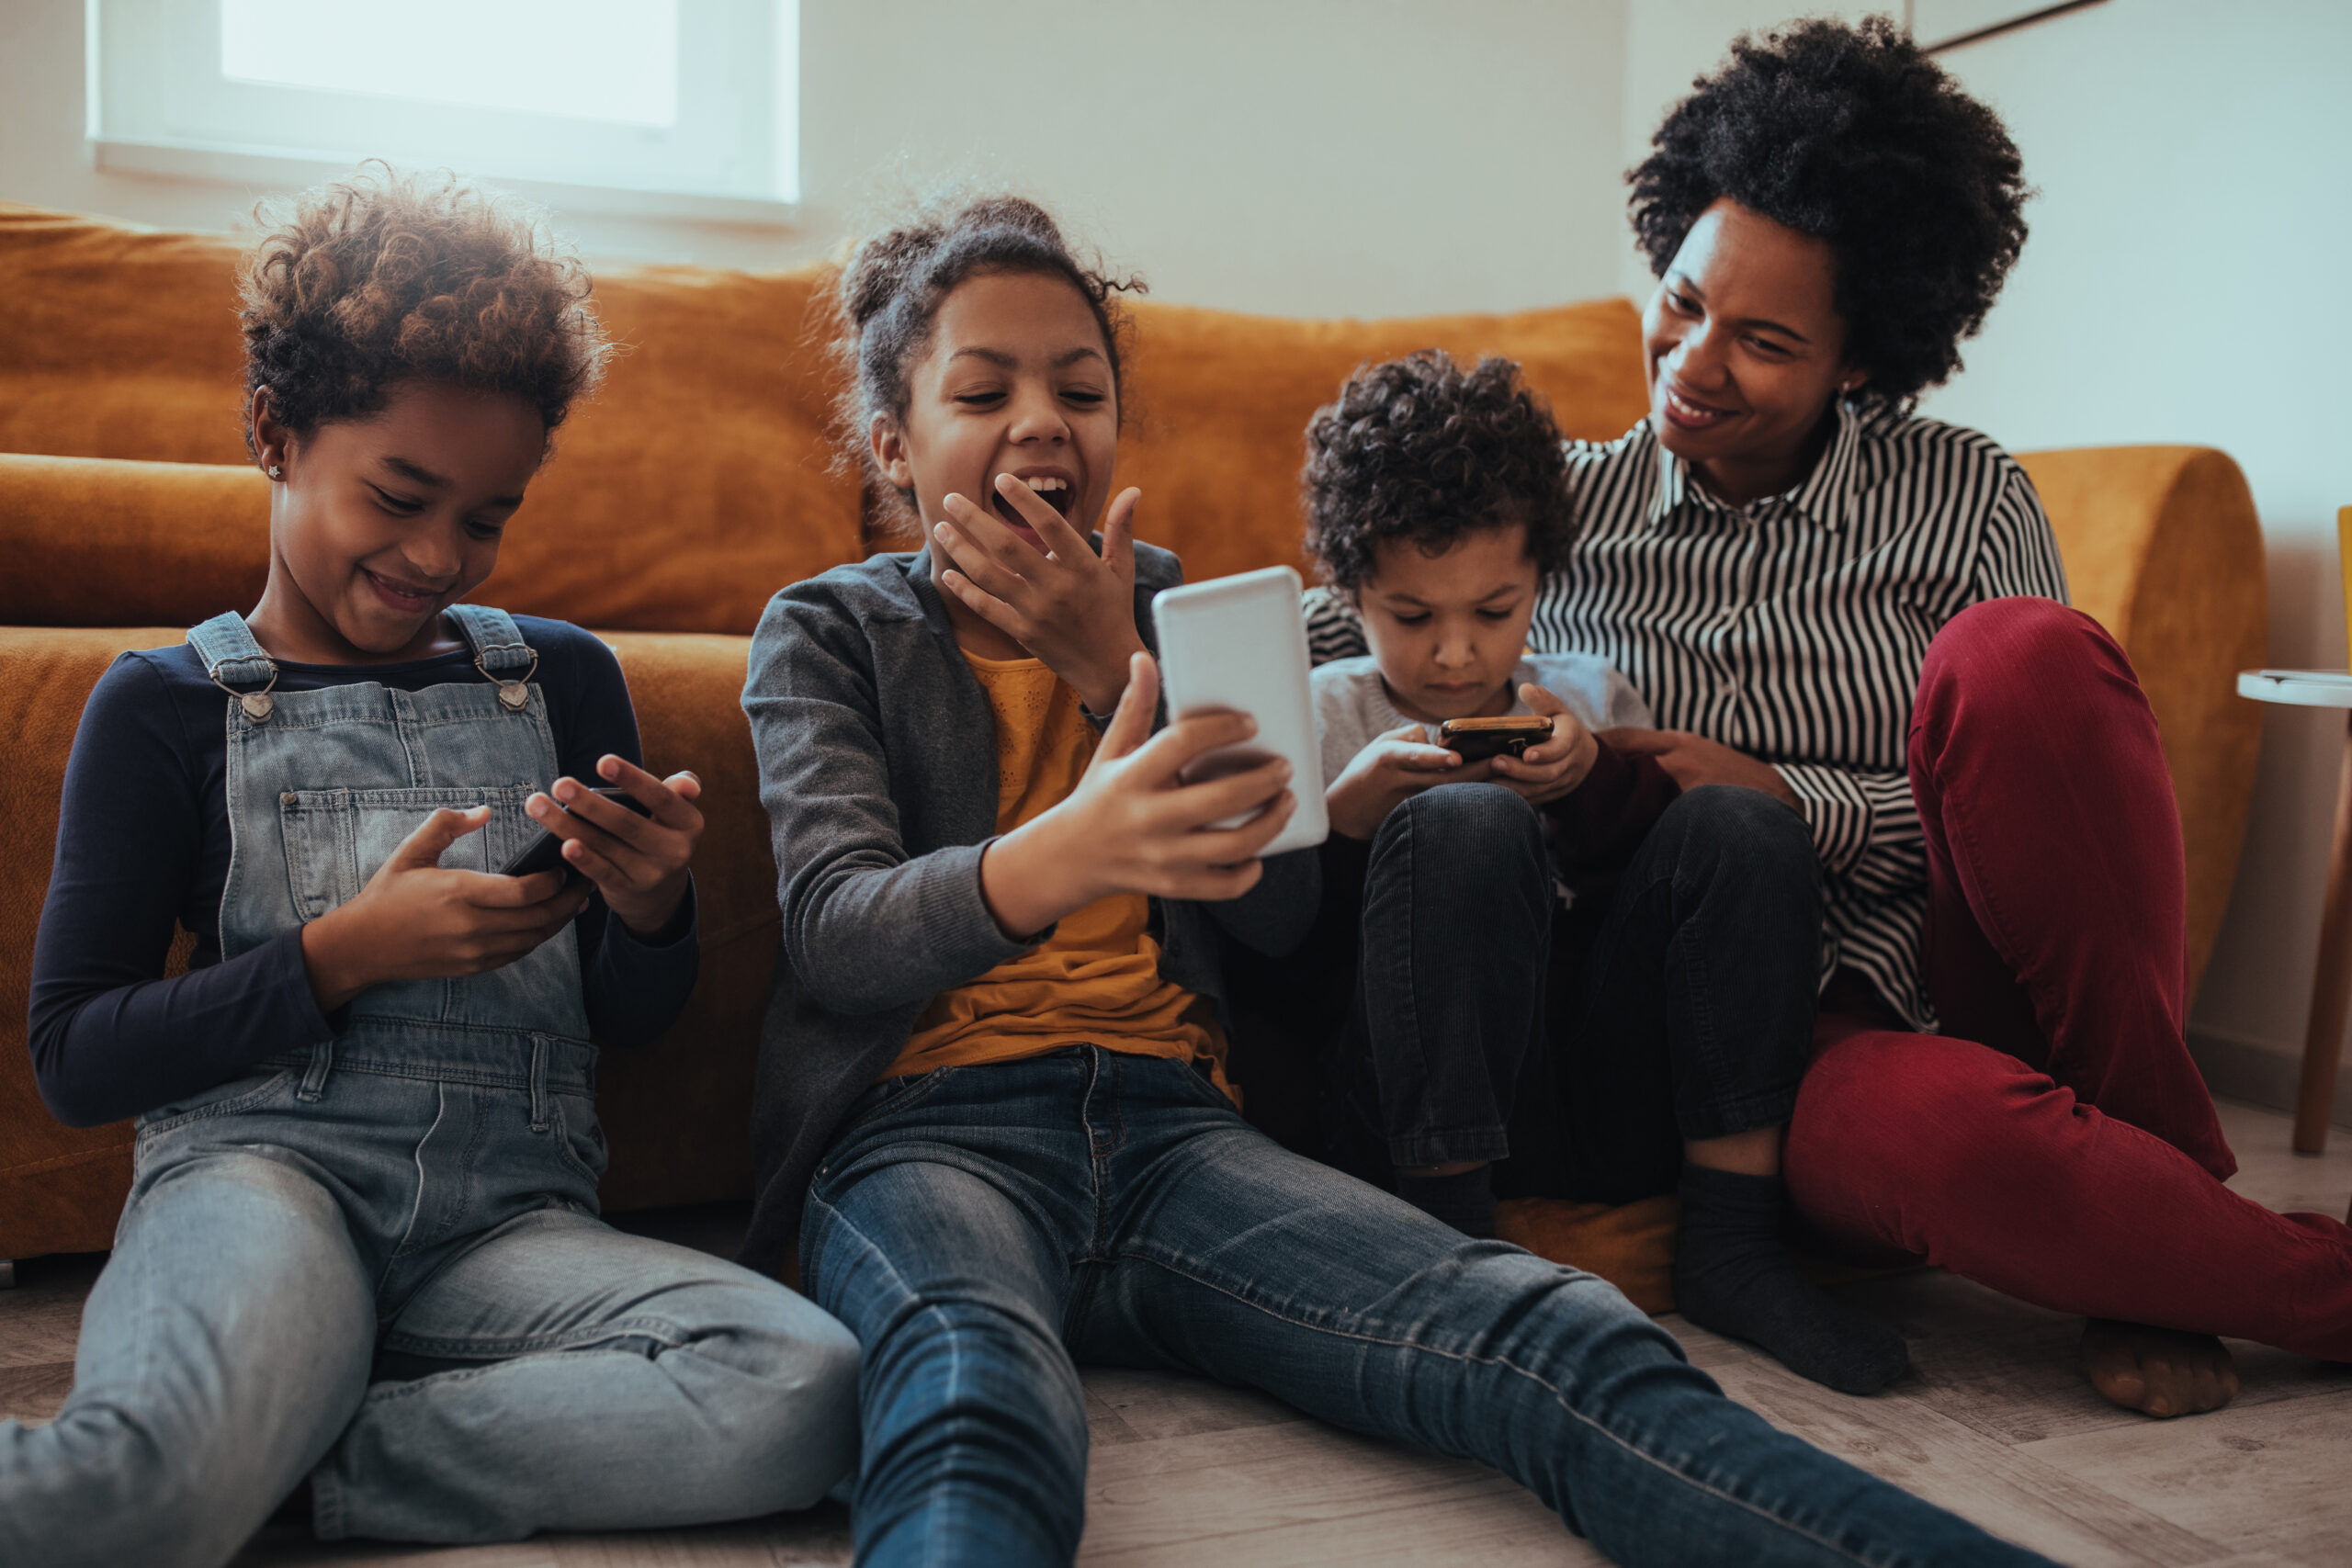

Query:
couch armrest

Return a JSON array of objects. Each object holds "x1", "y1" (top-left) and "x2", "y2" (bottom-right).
[{"x1": 2018, "y1": 445, "x2": 2267, "y2": 990}]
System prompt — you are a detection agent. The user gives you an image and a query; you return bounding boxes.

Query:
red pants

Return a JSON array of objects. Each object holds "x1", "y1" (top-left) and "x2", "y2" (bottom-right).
[{"x1": 1785, "y1": 598, "x2": 2352, "y2": 1360}]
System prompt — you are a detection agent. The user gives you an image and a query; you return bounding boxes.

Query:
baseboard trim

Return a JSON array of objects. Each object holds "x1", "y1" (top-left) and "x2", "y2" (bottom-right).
[{"x1": 2188, "y1": 1026, "x2": 2352, "y2": 1130}]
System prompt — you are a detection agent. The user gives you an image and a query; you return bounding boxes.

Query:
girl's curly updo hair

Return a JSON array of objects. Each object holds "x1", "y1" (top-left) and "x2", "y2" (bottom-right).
[
  {"x1": 1303, "y1": 351, "x2": 1574, "y2": 594},
  {"x1": 831, "y1": 195, "x2": 1143, "y2": 522},
  {"x1": 238, "y1": 164, "x2": 611, "y2": 456},
  {"x1": 1629, "y1": 16, "x2": 2030, "y2": 412}
]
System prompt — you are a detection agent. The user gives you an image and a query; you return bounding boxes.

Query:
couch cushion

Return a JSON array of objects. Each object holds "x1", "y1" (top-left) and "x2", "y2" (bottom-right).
[
  {"x1": 0, "y1": 204, "x2": 862, "y2": 634},
  {"x1": 0, "y1": 456, "x2": 269, "y2": 626},
  {"x1": 1104, "y1": 296, "x2": 1649, "y2": 583},
  {"x1": 0, "y1": 627, "x2": 187, "y2": 1259}
]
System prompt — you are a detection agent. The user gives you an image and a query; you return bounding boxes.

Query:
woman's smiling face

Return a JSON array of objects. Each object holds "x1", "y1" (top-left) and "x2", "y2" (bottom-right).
[
  {"x1": 1642, "y1": 197, "x2": 1861, "y2": 506},
  {"x1": 877, "y1": 268, "x2": 1119, "y2": 553}
]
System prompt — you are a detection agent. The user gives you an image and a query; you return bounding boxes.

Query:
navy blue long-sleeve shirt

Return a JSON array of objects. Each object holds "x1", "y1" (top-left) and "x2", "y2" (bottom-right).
[{"x1": 28, "y1": 616, "x2": 698, "y2": 1128}]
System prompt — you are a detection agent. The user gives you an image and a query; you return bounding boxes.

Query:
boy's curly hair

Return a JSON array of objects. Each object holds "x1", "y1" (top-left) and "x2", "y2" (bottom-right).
[
  {"x1": 1629, "y1": 15, "x2": 2030, "y2": 412},
  {"x1": 238, "y1": 164, "x2": 611, "y2": 453},
  {"x1": 830, "y1": 194, "x2": 1143, "y2": 523},
  {"x1": 1302, "y1": 351, "x2": 1572, "y2": 594}
]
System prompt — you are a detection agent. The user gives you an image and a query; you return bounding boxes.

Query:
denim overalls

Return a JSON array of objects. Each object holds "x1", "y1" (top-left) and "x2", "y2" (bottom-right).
[
  {"x1": 168, "y1": 604, "x2": 607, "y2": 1243},
  {"x1": 0, "y1": 607, "x2": 857, "y2": 1568}
]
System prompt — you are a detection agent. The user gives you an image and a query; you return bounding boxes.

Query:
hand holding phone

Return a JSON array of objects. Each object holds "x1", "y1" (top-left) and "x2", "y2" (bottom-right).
[
  {"x1": 499, "y1": 787, "x2": 650, "y2": 878},
  {"x1": 1148, "y1": 565, "x2": 1329, "y2": 857},
  {"x1": 976, "y1": 651, "x2": 1302, "y2": 938},
  {"x1": 300, "y1": 807, "x2": 587, "y2": 1013},
  {"x1": 520, "y1": 756, "x2": 706, "y2": 939},
  {"x1": 1480, "y1": 686, "x2": 1599, "y2": 806},
  {"x1": 1324, "y1": 721, "x2": 1468, "y2": 840}
]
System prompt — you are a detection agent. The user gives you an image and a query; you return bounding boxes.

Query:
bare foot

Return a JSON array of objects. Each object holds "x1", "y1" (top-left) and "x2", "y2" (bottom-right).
[{"x1": 2079, "y1": 1318, "x2": 2239, "y2": 1417}]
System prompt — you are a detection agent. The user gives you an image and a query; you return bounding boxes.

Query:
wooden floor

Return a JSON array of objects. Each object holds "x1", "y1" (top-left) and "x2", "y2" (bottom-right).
[{"x1": 3, "y1": 1098, "x2": 2346, "y2": 1566}]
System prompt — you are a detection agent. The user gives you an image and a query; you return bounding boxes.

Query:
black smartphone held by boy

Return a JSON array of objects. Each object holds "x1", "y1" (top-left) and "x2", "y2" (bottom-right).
[
  {"x1": 498, "y1": 786, "x2": 651, "y2": 879},
  {"x1": 1438, "y1": 715, "x2": 1555, "y2": 763}
]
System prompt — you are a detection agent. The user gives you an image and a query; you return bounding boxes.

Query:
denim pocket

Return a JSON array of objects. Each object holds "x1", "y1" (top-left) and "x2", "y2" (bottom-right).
[
  {"x1": 278, "y1": 784, "x2": 537, "y2": 919},
  {"x1": 548, "y1": 1090, "x2": 611, "y2": 1187},
  {"x1": 824, "y1": 1067, "x2": 957, "y2": 1159},
  {"x1": 134, "y1": 1066, "x2": 298, "y2": 1140}
]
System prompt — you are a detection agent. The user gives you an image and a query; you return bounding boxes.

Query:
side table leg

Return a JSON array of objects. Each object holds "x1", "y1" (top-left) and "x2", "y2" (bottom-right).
[{"x1": 2295, "y1": 712, "x2": 2352, "y2": 1155}]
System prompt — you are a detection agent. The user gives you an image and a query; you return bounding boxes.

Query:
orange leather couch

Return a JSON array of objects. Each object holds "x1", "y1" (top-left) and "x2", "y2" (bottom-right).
[{"x1": 0, "y1": 204, "x2": 2267, "y2": 1311}]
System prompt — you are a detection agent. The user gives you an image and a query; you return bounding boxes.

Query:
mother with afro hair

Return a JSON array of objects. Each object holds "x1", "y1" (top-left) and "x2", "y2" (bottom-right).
[{"x1": 1307, "y1": 16, "x2": 2352, "y2": 1417}]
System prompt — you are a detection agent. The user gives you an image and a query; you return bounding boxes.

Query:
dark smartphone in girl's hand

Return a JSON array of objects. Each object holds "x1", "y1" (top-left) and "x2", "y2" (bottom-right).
[{"x1": 499, "y1": 786, "x2": 650, "y2": 878}]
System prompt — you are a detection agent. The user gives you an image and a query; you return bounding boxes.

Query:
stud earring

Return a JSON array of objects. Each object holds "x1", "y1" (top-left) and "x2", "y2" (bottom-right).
[{"x1": 266, "y1": 465, "x2": 282, "y2": 479}]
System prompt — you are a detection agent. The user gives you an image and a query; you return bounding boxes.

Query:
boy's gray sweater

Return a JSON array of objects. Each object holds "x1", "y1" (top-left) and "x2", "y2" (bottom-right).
[{"x1": 736, "y1": 540, "x2": 1319, "y2": 1279}]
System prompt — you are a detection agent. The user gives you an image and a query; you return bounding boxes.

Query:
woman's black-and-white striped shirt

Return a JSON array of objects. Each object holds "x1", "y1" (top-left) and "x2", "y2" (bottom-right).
[{"x1": 1304, "y1": 403, "x2": 2070, "y2": 1031}]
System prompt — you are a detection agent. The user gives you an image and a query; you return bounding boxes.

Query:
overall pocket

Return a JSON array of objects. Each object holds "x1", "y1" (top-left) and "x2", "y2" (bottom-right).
[
  {"x1": 280, "y1": 784, "x2": 582, "y2": 1033},
  {"x1": 278, "y1": 784, "x2": 540, "y2": 919}
]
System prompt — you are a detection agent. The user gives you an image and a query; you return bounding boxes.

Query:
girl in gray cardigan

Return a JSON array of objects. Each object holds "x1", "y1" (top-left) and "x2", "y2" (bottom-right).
[{"x1": 739, "y1": 196, "x2": 2052, "y2": 1568}]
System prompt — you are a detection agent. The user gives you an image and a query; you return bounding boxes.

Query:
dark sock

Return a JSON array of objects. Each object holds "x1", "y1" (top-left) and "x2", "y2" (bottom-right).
[
  {"x1": 1673, "y1": 1163, "x2": 1909, "y2": 1394},
  {"x1": 1396, "y1": 1167, "x2": 1496, "y2": 1239}
]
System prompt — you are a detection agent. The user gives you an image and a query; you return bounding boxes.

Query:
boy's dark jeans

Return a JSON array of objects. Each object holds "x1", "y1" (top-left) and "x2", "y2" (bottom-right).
[{"x1": 1317, "y1": 782, "x2": 1823, "y2": 1201}]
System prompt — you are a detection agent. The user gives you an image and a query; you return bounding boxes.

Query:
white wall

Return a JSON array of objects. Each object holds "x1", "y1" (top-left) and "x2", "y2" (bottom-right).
[
  {"x1": 1622, "y1": 0, "x2": 2352, "y2": 1114},
  {"x1": 0, "y1": 0, "x2": 1632, "y2": 319}
]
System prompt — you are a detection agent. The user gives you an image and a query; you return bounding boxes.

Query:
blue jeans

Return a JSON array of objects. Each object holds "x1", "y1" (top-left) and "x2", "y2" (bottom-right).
[
  {"x1": 804, "y1": 1046, "x2": 2052, "y2": 1568},
  {"x1": 0, "y1": 1053, "x2": 862, "y2": 1568}
]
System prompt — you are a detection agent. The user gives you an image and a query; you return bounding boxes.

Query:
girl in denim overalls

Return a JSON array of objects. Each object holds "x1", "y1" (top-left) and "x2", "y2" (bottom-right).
[{"x1": 6, "y1": 171, "x2": 856, "y2": 1568}]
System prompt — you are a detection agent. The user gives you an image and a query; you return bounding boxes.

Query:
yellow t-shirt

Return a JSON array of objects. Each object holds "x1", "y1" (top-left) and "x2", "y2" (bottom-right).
[{"x1": 883, "y1": 650, "x2": 1229, "y2": 1093}]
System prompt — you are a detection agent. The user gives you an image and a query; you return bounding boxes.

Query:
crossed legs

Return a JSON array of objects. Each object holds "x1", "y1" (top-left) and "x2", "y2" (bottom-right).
[{"x1": 1787, "y1": 598, "x2": 2352, "y2": 1413}]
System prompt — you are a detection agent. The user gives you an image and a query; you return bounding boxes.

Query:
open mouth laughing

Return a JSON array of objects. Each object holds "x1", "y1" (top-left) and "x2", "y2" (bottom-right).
[{"x1": 991, "y1": 470, "x2": 1080, "y2": 529}]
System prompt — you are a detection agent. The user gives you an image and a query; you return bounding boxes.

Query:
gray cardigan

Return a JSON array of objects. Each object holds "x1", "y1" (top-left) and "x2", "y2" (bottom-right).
[{"x1": 736, "y1": 540, "x2": 1320, "y2": 1277}]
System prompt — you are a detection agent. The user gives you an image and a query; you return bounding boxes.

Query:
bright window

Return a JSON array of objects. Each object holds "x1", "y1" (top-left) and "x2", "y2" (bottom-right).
[{"x1": 91, "y1": 0, "x2": 798, "y2": 214}]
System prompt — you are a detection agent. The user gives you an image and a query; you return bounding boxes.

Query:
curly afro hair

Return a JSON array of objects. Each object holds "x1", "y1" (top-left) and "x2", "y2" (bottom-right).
[
  {"x1": 239, "y1": 164, "x2": 610, "y2": 455},
  {"x1": 1629, "y1": 15, "x2": 2030, "y2": 412},
  {"x1": 831, "y1": 194, "x2": 1143, "y2": 524},
  {"x1": 1302, "y1": 351, "x2": 1573, "y2": 594}
]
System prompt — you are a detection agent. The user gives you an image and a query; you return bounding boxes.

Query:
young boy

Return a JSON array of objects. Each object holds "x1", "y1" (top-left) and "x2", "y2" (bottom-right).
[{"x1": 1299, "y1": 350, "x2": 1909, "y2": 1396}]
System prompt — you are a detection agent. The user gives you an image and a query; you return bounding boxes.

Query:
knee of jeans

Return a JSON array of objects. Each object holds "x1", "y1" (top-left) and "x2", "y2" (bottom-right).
[
  {"x1": 1921, "y1": 596, "x2": 2119, "y2": 712},
  {"x1": 729, "y1": 1303, "x2": 863, "y2": 1508},
  {"x1": 871, "y1": 1295, "x2": 1085, "y2": 1453},
  {"x1": 1430, "y1": 1248, "x2": 1704, "y2": 1405},
  {"x1": 854, "y1": 1297, "x2": 1088, "y2": 1541},
  {"x1": 1654, "y1": 783, "x2": 1817, "y2": 887},
  {"x1": 1375, "y1": 783, "x2": 1544, "y2": 874},
  {"x1": 1790, "y1": 1031, "x2": 2054, "y2": 1212}
]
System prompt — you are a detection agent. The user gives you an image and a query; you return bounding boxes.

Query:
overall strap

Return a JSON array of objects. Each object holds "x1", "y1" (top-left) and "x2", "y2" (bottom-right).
[
  {"x1": 187, "y1": 612, "x2": 281, "y2": 722},
  {"x1": 443, "y1": 604, "x2": 539, "y2": 713}
]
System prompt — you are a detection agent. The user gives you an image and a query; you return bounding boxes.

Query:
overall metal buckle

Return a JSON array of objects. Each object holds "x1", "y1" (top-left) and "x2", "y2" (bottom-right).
[
  {"x1": 473, "y1": 646, "x2": 540, "y2": 712},
  {"x1": 209, "y1": 668, "x2": 280, "y2": 723}
]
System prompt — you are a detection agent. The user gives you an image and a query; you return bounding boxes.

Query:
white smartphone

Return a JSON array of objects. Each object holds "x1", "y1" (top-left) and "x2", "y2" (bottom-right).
[{"x1": 1149, "y1": 564, "x2": 1329, "y2": 858}]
